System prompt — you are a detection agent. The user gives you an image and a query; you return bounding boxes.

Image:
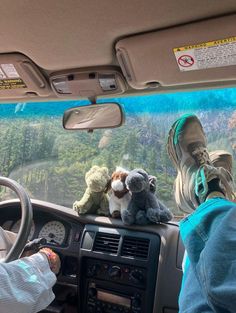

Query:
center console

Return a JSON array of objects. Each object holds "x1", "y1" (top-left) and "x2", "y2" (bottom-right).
[{"x1": 79, "y1": 226, "x2": 160, "y2": 313}]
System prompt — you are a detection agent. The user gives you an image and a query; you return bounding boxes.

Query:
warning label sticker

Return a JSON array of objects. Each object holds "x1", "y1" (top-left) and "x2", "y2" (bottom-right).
[
  {"x1": 1, "y1": 64, "x2": 20, "y2": 78},
  {"x1": 0, "y1": 64, "x2": 27, "y2": 89},
  {"x1": 0, "y1": 79, "x2": 27, "y2": 90},
  {"x1": 0, "y1": 68, "x2": 6, "y2": 79},
  {"x1": 173, "y1": 36, "x2": 236, "y2": 71}
]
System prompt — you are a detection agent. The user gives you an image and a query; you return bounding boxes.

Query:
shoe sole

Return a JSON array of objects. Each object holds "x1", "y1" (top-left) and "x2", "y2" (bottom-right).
[
  {"x1": 174, "y1": 173, "x2": 194, "y2": 213},
  {"x1": 167, "y1": 114, "x2": 203, "y2": 170},
  {"x1": 167, "y1": 114, "x2": 203, "y2": 212}
]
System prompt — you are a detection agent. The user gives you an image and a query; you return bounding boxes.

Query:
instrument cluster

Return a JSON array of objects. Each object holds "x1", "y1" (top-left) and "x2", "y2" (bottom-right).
[{"x1": 2, "y1": 217, "x2": 67, "y2": 246}]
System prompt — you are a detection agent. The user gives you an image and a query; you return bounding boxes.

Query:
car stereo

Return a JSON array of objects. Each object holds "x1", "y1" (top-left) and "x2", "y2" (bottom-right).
[
  {"x1": 86, "y1": 282, "x2": 142, "y2": 313},
  {"x1": 79, "y1": 226, "x2": 161, "y2": 313}
]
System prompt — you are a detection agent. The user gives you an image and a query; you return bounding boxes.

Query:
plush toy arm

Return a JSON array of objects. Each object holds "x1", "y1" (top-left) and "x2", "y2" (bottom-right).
[
  {"x1": 121, "y1": 201, "x2": 139, "y2": 226},
  {"x1": 73, "y1": 189, "x2": 94, "y2": 214},
  {"x1": 120, "y1": 193, "x2": 131, "y2": 212},
  {"x1": 135, "y1": 210, "x2": 150, "y2": 225},
  {"x1": 156, "y1": 199, "x2": 173, "y2": 221},
  {"x1": 98, "y1": 194, "x2": 110, "y2": 216},
  {"x1": 146, "y1": 193, "x2": 173, "y2": 223},
  {"x1": 147, "y1": 192, "x2": 160, "y2": 209},
  {"x1": 109, "y1": 195, "x2": 120, "y2": 215}
]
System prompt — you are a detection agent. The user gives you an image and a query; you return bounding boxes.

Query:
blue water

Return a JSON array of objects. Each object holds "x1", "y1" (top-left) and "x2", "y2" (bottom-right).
[{"x1": 0, "y1": 87, "x2": 236, "y2": 118}]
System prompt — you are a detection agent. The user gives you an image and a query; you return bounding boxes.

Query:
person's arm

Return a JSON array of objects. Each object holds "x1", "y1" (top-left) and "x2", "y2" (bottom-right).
[
  {"x1": 0, "y1": 252, "x2": 57, "y2": 313},
  {"x1": 0, "y1": 227, "x2": 59, "y2": 313}
]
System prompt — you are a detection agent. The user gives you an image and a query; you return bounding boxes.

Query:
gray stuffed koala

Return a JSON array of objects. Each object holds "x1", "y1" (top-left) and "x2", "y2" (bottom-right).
[{"x1": 121, "y1": 169, "x2": 173, "y2": 225}]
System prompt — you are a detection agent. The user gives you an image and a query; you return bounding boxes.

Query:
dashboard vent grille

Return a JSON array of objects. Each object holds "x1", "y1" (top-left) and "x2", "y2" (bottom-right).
[
  {"x1": 121, "y1": 236, "x2": 150, "y2": 259},
  {"x1": 93, "y1": 232, "x2": 120, "y2": 254}
]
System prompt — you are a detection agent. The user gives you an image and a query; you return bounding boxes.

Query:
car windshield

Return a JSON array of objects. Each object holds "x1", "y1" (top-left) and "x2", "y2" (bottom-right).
[{"x1": 1, "y1": 87, "x2": 236, "y2": 219}]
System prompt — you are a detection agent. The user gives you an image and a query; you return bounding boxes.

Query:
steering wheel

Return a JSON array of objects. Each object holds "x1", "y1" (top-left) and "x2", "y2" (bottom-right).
[{"x1": 0, "y1": 177, "x2": 33, "y2": 263}]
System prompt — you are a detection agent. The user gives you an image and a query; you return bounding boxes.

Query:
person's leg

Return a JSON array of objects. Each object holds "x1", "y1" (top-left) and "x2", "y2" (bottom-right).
[
  {"x1": 167, "y1": 114, "x2": 236, "y2": 312},
  {"x1": 174, "y1": 150, "x2": 233, "y2": 213},
  {"x1": 167, "y1": 114, "x2": 235, "y2": 212}
]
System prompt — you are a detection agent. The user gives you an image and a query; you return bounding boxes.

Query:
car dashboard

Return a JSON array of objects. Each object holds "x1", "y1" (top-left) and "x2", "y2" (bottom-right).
[{"x1": 0, "y1": 199, "x2": 184, "y2": 313}]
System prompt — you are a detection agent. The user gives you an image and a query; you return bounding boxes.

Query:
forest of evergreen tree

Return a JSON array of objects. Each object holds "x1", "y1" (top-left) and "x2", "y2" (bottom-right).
[{"x1": 1, "y1": 87, "x2": 236, "y2": 217}]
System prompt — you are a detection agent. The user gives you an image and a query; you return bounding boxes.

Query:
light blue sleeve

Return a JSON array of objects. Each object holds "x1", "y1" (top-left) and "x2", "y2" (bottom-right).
[{"x1": 0, "y1": 253, "x2": 56, "y2": 313}]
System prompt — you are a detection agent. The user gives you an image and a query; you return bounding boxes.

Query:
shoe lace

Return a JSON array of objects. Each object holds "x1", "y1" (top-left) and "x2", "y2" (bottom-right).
[
  {"x1": 191, "y1": 145, "x2": 211, "y2": 202},
  {"x1": 191, "y1": 146, "x2": 211, "y2": 166},
  {"x1": 194, "y1": 164, "x2": 236, "y2": 203},
  {"x1": 194, "y1": 165, "x2": 209, "y2": 202}
]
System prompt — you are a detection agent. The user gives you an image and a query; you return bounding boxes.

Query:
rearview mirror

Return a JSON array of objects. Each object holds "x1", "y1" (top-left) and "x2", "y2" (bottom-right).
[{"x1": 63, "y1": 103, "x2": 124, "y2": 130}]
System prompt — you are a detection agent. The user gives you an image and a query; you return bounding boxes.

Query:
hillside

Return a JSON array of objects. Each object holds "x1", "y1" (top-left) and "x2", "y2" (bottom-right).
[{"x1": 0, "y1": 88, "x2": 236, "y2": 217}]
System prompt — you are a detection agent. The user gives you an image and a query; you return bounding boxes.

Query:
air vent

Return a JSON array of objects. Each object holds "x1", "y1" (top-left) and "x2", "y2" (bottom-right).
[
  {"x1": 121, "y1": 236, "x2": 150, "y2": 259},
  {"x1": 93, "y1": 232, "x2": 120, "y2": 254}
]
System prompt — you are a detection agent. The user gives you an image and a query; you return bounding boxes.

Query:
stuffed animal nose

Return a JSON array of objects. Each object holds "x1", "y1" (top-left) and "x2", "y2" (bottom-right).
[{"x1": 111, "y1": 180, "x2": 125, "y2": 191}]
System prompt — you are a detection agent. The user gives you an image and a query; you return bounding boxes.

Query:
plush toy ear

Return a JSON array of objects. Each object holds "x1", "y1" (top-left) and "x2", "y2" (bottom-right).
[
  {"x1": 101, "y1": 166, "x2": 109, "y2": 175},
  {"x1": 115, "y1": 166, "x2": 129, "y2": 174},
  {"x1": 111, "y1": 172, "x2": 116, "y2": 180},
  {"x1": 85, "y1": 165, "x2": 99, "y2": 180},
  {"x1": 121, "y1": 172, "x2": 129, "y2": 180},
  {"x1": 133, "y1": 168, "x2": 149, "y2": 180},
  {"x1": 104, "y1": 178, "x2": 112, "y2": 193},
  {"x1": 149, "y1": 175, "x2": 157, "y2": 193}
]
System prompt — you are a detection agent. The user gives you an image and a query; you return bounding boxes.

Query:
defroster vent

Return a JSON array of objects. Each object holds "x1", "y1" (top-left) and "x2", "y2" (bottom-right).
[
  {"x1": 121, "y1": 236, "x2": 150, "y2": 259},
  {"x1": 93, "y1": 232, "x2": 120, "y2": 254}
]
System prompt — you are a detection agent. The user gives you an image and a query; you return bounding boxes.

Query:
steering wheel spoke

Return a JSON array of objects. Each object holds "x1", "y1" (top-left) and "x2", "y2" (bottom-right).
[{"x1": 0, "y1": 177, "x2": 33, "y2": 263}]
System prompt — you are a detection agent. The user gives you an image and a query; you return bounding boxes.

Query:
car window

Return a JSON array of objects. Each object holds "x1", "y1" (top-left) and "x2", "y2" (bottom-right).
[{"x1": 0, "y1": 87, "x2": 236, "y2": 219}]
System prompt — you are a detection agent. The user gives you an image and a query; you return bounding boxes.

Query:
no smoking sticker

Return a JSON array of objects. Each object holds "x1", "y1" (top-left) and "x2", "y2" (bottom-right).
[
  {"x1": 178, "y1": 55, "x2": 194, "y2": 68},
  {"x1": 174, "y1": 36, "x2": 236, "y2": 72}
]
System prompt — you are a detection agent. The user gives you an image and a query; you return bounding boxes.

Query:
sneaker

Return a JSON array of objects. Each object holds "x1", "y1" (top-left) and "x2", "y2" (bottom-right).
[
  {"x1": 174, "y1": 150, "x2": 233, "y2": 213},
  {"x1": 209, "y1": 150, "x2": 232, "y2": 174},
  {"x1": 167, "y1": 114, "x2": 235, "y2": 213}
]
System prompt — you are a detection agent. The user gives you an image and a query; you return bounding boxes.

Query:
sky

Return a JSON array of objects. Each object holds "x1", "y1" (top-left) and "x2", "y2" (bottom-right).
[{"x1": 0, "y1": 87, "x2": 236, "y2": 118}]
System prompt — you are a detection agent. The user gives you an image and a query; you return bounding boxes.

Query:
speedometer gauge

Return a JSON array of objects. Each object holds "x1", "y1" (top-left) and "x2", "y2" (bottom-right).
[
  {"x1": 39, "y1": 221, "x2": 66, "y2": 245},
  {"x1": 2, "y1": 220, "x2": 13, "y2": 230},
  {"x1": 11, "y1": 220, "x2": 35, "y2": 240}
]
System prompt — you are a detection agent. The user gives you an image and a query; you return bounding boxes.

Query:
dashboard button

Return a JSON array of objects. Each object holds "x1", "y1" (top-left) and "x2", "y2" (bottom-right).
[
  {"x1": 108, "y1": 265, "x2": 121, "y2": 278},
  {"x1": 129, "y1": 269, "x2": 144, "y2": 284},
  {"x1": 88, "y1": 287, "x2": 97, "y2": 298},
  {"x1": 87, "y1": 264, "x2": 100, "y2": 277},
  {"x1": 74, "y1": 231, "x2": 81, "y2": 242}
]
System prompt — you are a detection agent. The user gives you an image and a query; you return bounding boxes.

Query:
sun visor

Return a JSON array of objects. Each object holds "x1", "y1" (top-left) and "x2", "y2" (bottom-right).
[
  {"x1": 116, "y1": 15, "x2": 236, "y2": 89},
  {"x1": 0, "y1": 53, "x2": 51, "y2": 99},
  {"x1": 50, "y1": 68, "x2": 127, "y2": 98}
]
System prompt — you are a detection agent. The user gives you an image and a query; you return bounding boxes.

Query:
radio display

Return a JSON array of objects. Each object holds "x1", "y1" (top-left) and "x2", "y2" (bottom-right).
[{"x1": 97, "y1": 290, "x2": 131, "y2": 308}]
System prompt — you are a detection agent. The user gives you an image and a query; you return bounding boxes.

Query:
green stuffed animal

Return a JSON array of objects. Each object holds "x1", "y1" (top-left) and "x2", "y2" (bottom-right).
[{"x1": 73, "y1": 165, "x2": 110, "y2": 216}]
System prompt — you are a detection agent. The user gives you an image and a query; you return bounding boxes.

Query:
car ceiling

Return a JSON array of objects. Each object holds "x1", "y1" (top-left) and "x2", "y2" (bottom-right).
[{"x1": 1, "y1": 0, "x2": 236, "y2": 71}]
